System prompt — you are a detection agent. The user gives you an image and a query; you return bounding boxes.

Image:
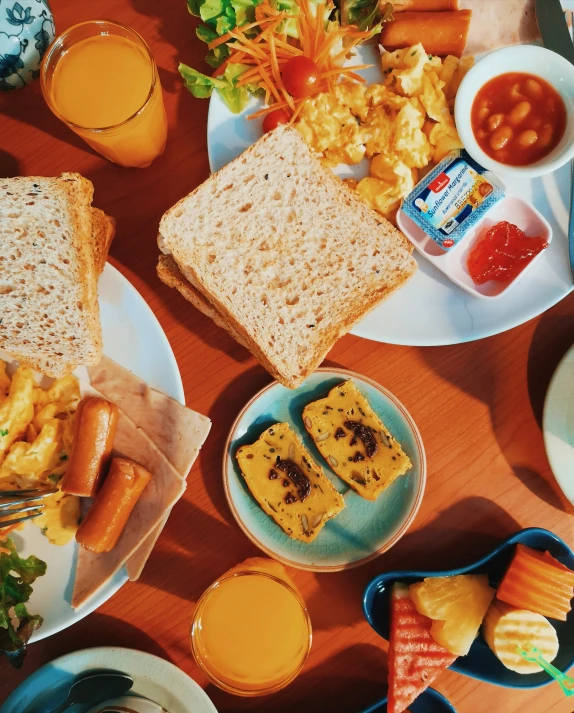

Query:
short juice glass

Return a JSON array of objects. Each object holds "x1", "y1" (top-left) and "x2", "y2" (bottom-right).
[
  {"x1": 190, "y1": 557, "x2": 312, "y2": 696},
  {"x1": 41, "y1": 20, "x2": 167, "y2": 168}
]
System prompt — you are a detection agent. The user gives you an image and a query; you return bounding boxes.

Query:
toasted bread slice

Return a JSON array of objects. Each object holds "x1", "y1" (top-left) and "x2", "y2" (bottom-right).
[
  {"x1": 236, "y1": 422, "x2": 345, "y2": 542},
  {"x1": 0, "y1": 173, "x2": 114, "y2": 377},
  {"x1": 303, "y1": 381, "x2": 412, "y2": 500},
  {"x1": 158, "y1": 126, "x2": 417, "y2": 388}
]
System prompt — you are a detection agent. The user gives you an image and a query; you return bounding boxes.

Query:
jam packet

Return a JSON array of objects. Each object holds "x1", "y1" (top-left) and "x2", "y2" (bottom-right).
[{"x1": 402, "y1": 150, "x2": 505, "y2": 251}]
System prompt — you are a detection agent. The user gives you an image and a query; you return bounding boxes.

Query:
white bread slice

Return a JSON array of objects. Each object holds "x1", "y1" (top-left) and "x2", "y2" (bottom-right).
[
  {"x1": 0, "y1": 173, "x2": 114, "y2": 377},
  {"x1": 158, "y1": 126, "x2": 417, "y2": 388}
]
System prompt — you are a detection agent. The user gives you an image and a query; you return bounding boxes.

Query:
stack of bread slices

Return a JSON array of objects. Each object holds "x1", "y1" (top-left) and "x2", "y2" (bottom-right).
[{"x1": 157, "y1": 126, "x2": 417, "y2": 388}]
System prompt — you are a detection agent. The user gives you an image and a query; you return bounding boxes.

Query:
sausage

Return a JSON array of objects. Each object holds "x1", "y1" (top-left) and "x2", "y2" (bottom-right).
[
  {"x1": 380, "y1": 10, "x2": 472, "y2": 57},
  {"x1": 61, "y1": 398, "x2": 119, "y2": 497},
  {"x1": 76, "y1": 457, "x2": 151, "y2": 553}
]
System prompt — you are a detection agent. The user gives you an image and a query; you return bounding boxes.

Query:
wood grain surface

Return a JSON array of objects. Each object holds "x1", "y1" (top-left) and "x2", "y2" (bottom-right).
[{"x1": 1, "y1": 1, "x2": 573, "y2": 711}]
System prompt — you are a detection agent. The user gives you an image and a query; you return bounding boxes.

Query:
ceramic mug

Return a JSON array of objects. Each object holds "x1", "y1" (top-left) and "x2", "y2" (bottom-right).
[{"x1": 0, "y1": 0, "x2": 55, "y2": 90}]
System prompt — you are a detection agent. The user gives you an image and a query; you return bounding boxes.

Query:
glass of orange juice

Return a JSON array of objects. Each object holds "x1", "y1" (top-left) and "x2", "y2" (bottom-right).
[
  {"x1": 190, "y1": 557, "x2": 312, "y2": 696},
  {"x1": 41, "y1": 20, "x2": 167, "y2": 168}
]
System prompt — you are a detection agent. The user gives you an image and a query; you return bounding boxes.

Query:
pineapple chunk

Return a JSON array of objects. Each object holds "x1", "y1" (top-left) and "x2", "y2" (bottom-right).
[
  {"x1": 483, "y1": 600, "x2": 559, "y2": 674},
  {"x1": 410, "y1": 574, "x2": 495, "y2": 656}
]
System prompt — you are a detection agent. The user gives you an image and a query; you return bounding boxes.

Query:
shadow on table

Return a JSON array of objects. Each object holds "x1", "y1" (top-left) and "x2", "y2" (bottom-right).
[
  {"x1": 204, "y1": 643, "x2": 387, "y2": 713},
  {"x1": 300, "y1": 496, "x2": 522, "y2": 635},
  {"x1": 527, "y1": 312, "x2": 574, "y2": 427},
  {"x1": 0, "y1": 150, "x2": 21, "y2": 177}
]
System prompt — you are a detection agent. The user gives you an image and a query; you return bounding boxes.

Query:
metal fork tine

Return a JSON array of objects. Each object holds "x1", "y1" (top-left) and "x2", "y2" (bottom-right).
[
  {"x1": 0, "y1": 489, "x2": 58, "y2": 508},
  {"x1": 0, "y1": 512, "x2": 43, "y2": 528},
  {"x1": 0, "y1": 504, "x2": 44, "y2": 518}
]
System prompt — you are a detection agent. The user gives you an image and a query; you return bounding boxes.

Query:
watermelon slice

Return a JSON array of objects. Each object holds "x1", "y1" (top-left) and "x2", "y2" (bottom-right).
[{"x1": 388, "y1": 583, "x2": 457, "y2": 713}]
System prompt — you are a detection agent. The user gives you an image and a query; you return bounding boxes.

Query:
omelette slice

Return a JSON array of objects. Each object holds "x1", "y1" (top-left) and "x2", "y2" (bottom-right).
[
  {"x1": 302, "y1": 381, "x2": 411, "y2": 501},
  {"x1": 236, "y1": 423, "x2": 345, "y2": 543}
]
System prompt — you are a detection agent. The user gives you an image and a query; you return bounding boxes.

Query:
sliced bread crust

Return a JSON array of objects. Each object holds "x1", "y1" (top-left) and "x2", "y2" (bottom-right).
[
  {"x1": 0, "y1": 173, "x2": 113, "y2": 377},
  {"x1": 158, "y1": 126, "x2": 417, "y2": 388}
]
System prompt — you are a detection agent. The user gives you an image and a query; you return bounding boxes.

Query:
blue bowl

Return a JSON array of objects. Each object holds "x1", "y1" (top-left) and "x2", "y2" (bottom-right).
[
  {"x1": 363, "y1": 528, "x2": 574, "y2": 688},
  {"x1": 360, "y1": 687, "x2": 456, "y2": 713}
]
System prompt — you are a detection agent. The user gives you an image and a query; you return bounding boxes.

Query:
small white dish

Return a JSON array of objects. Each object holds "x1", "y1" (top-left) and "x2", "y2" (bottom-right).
[
  {"x1": 397, "y1": 195, "x2": 552, "y2": 299},
  {"x1": 455, "y1": 45, "x2": 574, "y2": 179},
  {"x1": 543, "y1": 342, "x2": 574, "y2": 505},
  {"x1": 0, "y1": 647, "x2": 218, "y2": 713}
]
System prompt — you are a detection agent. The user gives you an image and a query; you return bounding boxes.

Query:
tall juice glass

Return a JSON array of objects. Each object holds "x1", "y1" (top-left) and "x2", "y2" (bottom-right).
[
  {"x1": 190, "y1": 557, "x2": 312, "y2": 696},
  {"x1": 41, "y1": 20, "x2": 167, "y2": 168}
]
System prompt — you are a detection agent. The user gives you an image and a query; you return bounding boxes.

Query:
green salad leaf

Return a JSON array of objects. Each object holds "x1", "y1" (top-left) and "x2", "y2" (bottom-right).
[
  {"x1": 340, "y1": 0, "x2": 393, "y2": 31},
  {"x1": 180, "y1": 62, "x2": 259, "y2": 113},
  {"x1": 0, "y1": 538, "x2": 46, "y2": 668}
]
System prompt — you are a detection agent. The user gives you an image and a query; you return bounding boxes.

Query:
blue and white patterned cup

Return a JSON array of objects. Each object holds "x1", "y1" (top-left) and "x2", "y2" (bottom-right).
[{"x1": 0, "y1": 0, "x2": 55, "y2": 90}]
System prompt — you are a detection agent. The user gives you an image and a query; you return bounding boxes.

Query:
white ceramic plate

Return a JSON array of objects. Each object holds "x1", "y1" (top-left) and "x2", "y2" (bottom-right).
[
  {"x1": 7, "y1": 263, "x2": 184, "y2": 643},
  {"x1": 0, "y1": 647, "x2": 217, "y2": 713},
  {"x1": 224, "y1": 369, "x2": 425, "y2": 572},
  {"x1": 543, "y1": 342, "x2": 574, "y2": 504},
  {"x1": 207, "y1": 43, "x2": 573, "y2": 346}
]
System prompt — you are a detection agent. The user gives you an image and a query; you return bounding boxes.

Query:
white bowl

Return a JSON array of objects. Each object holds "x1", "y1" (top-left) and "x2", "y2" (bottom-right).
[{"x1": 455, "y1": 45, "x2": 574, "y2": 179}]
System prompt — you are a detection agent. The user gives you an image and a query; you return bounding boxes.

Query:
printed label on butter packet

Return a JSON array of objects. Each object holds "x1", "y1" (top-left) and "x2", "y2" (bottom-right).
[{"x1": 403, "y1": 150, "x2": 505, "y2": 251}]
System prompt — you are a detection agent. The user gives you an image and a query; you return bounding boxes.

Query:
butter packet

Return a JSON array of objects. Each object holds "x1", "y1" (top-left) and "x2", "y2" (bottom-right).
[{"x1": 402, "y1": 150, "x2": 505, "y2": 251}]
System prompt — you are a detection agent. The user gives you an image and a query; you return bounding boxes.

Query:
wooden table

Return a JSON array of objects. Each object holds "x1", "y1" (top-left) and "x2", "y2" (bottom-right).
[{"x1": 1, "y1": 1, "x2": 573, "y2": 711}]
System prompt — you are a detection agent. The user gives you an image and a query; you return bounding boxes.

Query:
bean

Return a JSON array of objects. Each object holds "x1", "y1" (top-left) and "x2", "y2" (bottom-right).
[
  {"x1": 487, "y1": 113, "x2": 504, "y2": 131},
  {"x1": 510, "y1": 83, "x2": 526, "y2": 101},
  {"x1": 538, "y1": 123, "x2": 554, "y2": 148},
  {"x1": 478, "y1": 107, "x2": 490, "y2": 122},
  {"x1": 517, "y1": 129, "x2": 538, "y2": 148},
  {"x1": 477, "y1": 129, "x2": 487, "y2": 140},
  {"x1": 524, "y1": 78, "x2": 543, "y2": 99},
  {"x1": 490, "y1": 126, "x2": 513, "y2": 151},
  {"x1": 509, "y1": 101, "x2": 532, "y2": 125}
]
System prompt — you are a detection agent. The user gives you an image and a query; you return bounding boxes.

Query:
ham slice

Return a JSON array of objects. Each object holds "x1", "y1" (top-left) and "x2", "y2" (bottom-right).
[
  {"x1": 87, "y1": 357, "x2": 211, "y2": 580},
  {"x1": 72, "y1": 392, "x2": 187, "y2": 609}
]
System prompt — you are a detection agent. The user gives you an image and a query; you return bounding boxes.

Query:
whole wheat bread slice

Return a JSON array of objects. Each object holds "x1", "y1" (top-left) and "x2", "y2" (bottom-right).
[
  {"x1": 158, "y1": 126, "x2": 417, "y2": 388},
  {"x1": 0, "y1": 173, "x2": 114, "y2": 377}
]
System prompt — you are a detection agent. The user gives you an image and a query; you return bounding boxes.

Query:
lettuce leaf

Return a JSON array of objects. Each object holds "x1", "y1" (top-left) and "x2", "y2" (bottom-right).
[
  {"x1": 0, "y1": 538, "x2": 46, "y2": 668},
  {"x1": 340, "y1": 0, "x2": 393, "y2": 31},
  {"x1": 179, "y1": 62, "x2": 255, "y2": 113}
]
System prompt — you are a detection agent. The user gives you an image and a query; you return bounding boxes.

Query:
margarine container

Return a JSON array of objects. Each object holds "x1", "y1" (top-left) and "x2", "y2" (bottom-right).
[{"x1": 398, "y1": 151, "x2": 553, "y2": 299}]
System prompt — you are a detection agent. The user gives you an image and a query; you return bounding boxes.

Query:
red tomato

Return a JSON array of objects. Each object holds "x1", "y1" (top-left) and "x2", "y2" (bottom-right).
[
  {"x1": 262, "y1": 108, "x2": 291, "y2": 133},
  {"x1": 281, "y1": 56, "x2": 321, "y2": 98}
]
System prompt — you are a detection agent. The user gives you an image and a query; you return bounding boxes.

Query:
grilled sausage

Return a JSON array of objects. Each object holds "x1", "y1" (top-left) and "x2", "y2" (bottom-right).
[{"x1": 76, "y1": 457, "x2": 151, "y2": 553}]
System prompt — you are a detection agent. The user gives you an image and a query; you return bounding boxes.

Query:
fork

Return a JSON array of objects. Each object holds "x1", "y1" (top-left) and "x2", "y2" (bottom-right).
[{"x1": 0, "y1": 488, "x2": 58, "y2": 528}]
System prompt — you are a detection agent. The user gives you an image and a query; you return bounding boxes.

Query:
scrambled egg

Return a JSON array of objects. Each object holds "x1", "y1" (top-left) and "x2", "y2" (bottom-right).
[
  {"x1": 0, "y1": 364, "x2": 80, "y2": 545},
  {"x1": 294, "y1": 43, "x2": 474, "y2": 221}
]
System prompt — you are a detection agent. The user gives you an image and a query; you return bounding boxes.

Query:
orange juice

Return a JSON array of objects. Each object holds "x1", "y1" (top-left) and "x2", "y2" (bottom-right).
[
  {"x1": 41, "y1": 21, "x2": 167, "y2": 168},
  {"x1": 191, "y1": 558, "x2": 312, "y2": 695}
]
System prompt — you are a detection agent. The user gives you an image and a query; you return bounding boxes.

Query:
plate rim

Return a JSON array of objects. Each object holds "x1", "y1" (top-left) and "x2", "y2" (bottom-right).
[
  {"x1": 29, "y1": 262, "x2": 184, "y2": 642},
  {"x1": 543, "y1": 341, "x2": 574, "y2": 505},
  {"x1": 222, "y1": 367, "x2": 426, "y2": 572},
  {"x1": 0, "y1": 646, "x2": 218, "y2": 713}
]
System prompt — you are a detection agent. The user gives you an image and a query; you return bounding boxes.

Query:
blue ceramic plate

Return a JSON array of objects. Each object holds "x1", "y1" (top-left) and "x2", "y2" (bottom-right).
[
  {"x1": 363, "y1": 528, "x2": 574, "y2": 688},
  {"x1": 223, "y1": 369, "x2": 426, "y2": 572},
  {"x1": 359, "y1": 687, "x2": 457, "y2": 713}
]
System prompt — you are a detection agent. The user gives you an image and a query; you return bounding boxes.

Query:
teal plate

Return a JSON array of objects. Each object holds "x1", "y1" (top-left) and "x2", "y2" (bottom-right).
[{"x1": 223, "y1": 369, "x2": 426, "y2": 572}]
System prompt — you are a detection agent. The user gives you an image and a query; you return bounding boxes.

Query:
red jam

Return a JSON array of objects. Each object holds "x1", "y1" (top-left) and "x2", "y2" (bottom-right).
[{"x1": 467, "y1": 221, "x2": 548, "y2": 285}]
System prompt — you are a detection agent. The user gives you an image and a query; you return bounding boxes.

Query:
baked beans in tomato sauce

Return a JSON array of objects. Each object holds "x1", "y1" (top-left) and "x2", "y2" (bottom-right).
[{"x1": 471, "y1": 72, "x2": 567, "y2": 166}]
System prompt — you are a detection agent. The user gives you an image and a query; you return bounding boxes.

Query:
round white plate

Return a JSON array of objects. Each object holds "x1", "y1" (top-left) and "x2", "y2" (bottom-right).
[
  {"x1": 207, "y1": 43, "x2": 573, "y2": 346},
  {"x1": 9, "y1": 263, "x2": 184, "y2": 643},
  {"x1": 0, "y1": 647, "x2": 217, "y2": 713},
  {"x1": 224, "y1": 369, "x2": 426, "y2": 571},
  {"x1": 543, "y1": 342, "x2": 574, "y2": 504}
]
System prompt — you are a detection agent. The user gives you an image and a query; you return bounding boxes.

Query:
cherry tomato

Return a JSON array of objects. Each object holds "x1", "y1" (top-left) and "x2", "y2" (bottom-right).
[
  {"x1": 281, "y1": 56, "x2": 321, "y2": 98},
  {"x1": 262, "y1": 108, "x2": 291, "y2": 133}
]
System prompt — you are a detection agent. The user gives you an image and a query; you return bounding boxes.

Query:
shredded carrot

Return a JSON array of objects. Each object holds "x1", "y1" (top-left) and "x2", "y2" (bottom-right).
[{"x1": 208, "y1": 0, "x2": 371, "y2": 121}]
